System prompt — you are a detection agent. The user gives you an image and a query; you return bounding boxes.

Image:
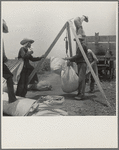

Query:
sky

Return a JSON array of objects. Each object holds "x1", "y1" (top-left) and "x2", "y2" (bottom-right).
[{"x1": 2, "y1": 1, "x2": 117, "y2": 59}]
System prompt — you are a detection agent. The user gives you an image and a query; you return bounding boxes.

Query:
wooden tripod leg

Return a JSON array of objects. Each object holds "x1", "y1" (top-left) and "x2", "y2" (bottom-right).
[
  {"x1": 66, "y1": 22, "x2": 73, "y2": 57},
  {"x1": 68, "y1": 21, "x2": 111, "y2": 107},
  {"x1": 66, "y1": 22, "x2": 73, "y2": 66},
  {"x1": 28, "y1": 23, "x2": 67, "y2": 84}
]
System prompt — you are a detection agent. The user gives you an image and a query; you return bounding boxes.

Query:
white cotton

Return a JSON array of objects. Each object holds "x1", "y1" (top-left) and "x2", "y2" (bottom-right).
[{"x1": 50, "y1": 57, "x2": 66, "y2": 75}]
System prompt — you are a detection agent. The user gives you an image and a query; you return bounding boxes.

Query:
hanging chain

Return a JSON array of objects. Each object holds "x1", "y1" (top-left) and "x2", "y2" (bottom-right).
[{"x1": 64, "y1": 29, "x2": 68, "y2": 57}]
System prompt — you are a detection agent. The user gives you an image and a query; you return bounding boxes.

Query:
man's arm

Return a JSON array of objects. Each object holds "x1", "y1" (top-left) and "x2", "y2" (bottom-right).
[
  {"x1": 29, "y1": 55, "x2": 45, "y2": 62},
  {"x1": 91, "y1": 50, "x2": 98, "y2": 62},
  {"x1": 65, "y1": 45, "x2": 87, "y2": 62},
  {"x1": 64, "y1": 52, "x2": 82, "y2": 62},
  {"x1": 68, "y1": 52, "x2": 82, "y2": 62}
]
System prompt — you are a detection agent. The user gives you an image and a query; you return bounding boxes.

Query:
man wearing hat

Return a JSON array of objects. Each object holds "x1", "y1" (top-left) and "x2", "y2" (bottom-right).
[
  {"x1": 20, "y1": 38, "x2": 39, "y2": 84},
  {"x1": 2, "y1": 19, "x2": 17, "y2": 103},
  {"x1": 64, "y1": 39, "x2": 88, "y2": 100},
  {"x1": 16, "y1": 38, "x2": 45, "y2": 97},
  {"x1": 86, "y1": 49, "x2": 99, "y2": 93},
  {"x1": 74, "y1": 15, "x2": 89, "y2": 40},
  {"x1": 64, "y1": 16, "x2": 88, "y2": 100}
]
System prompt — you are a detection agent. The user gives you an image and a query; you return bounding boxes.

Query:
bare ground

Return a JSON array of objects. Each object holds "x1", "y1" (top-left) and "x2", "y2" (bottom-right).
[{"x1": 26, "y1": 71, "x2": 116, "y2": 116}]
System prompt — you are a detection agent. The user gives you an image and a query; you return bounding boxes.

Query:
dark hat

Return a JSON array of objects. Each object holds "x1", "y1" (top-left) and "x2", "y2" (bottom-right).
[
  {"x1": 83, "y1": 15, "x2": 88, "y2": 22},
  {"x1": 3, "y1": 19, "x2": 9, "y2": 33},
  {"x1": 20, "y1": 38, "x2": 34, "y2": 45}
]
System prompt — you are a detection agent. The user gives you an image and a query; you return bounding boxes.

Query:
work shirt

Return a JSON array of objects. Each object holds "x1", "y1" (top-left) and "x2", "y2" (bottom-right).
[
  {"x1": 70, "y1": 43, "x2": 87, "y2": 64},
  {"x1": 87, "y1": 49, "x2": 98, "y2": 63},
  {"x1": 74, "y1": 17, "x2": 85, "y2": 37},
  {"x1": 18, "y1": 47, "x2": 42, "y2": 69}
]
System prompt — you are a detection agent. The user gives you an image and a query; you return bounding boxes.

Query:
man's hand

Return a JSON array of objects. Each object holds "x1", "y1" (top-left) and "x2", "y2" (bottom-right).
[
  {"x1": 28, "y1": 50, "x2": 33, "y2": 55},
  {"x1": 63, "y1": 57, "x2": 71, "y2": 60}
]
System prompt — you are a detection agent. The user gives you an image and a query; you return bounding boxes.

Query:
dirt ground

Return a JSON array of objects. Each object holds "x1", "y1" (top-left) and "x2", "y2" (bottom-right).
[{"x1": 26, "y1": 71, "x2": 116, "y2": 116}]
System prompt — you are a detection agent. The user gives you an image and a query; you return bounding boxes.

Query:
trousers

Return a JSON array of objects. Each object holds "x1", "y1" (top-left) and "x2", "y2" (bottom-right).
[
  {"x1": 29, "y1": 66, "x2": 38, "y2": 84},
  {"x1": 3, "y1": 64, "x2": 17, "y2": 103},
  {"x1": 16, "y1": 67, "x2": 31, "y2": 97},
  {"x1": 90, "y1": 63, "x2": 98, "y2": 91},
  {"x1": 77, "y1": 63, "x2": 87, "y2": 96}
]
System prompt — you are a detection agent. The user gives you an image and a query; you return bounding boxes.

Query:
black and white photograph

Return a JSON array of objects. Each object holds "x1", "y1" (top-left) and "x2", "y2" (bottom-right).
[{"x1": 1, "y1": 1, "x2": 118, "y2": 149}]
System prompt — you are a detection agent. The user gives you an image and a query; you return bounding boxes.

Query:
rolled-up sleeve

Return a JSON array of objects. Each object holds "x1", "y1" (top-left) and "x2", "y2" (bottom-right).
[
  {"x1": 70, "y1": 52, "x2": 82, "y2": 62},
  {"x1": 70, "y1": 45, "x2": 87, "y2": 62}
]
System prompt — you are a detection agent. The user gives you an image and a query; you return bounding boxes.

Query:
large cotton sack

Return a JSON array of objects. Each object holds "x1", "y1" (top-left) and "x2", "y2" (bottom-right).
[
  {"x1": 3, "y1": 80, "x2": 52, "y2": 93},
  {"x1": 61, "y1": 66, "x2": 79, "y2": 93},
  {"x1": 73, "y1": 62, "x2": 78, "y2": 74},
  {"x1": 50, "y1": 57, "x2": 66, "y2": 75},
  {"x1": 2, "y1": 93, "x2": 68, "y2": 116},
  {"x1": 2, "y1": 92, "x2": 38, "y2": 116},
  {"x1": 37, "y1": 95, "x2": 65, "y2": 108},
  {"x1": 28, "y1": 80, "x2": 52, "y2": 91},
  {"x1": 32, "y1": 109, "x2": 68, "y2": 116},
  {"x1": 28, "y1": 95, "x2": 68, "y2": 116}
]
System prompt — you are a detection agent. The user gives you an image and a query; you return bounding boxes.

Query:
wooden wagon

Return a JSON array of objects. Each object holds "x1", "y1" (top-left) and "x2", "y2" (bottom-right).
[{"x1": 86, "y1": 33, "x2": 116, "y2": 79}]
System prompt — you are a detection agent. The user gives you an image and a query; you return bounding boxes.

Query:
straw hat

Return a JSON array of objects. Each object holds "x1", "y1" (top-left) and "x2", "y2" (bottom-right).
[
  {"x1": 3, "y1": 19, "x2": 8, "y2": 33},
  {"x1": 20, "y1": 38, "x2": 34, "y2": 45}
]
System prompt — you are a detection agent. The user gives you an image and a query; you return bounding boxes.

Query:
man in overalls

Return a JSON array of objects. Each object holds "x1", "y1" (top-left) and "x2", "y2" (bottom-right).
[
  {"x1": 86, "y1": 49, "x2": 98, "y2": 93},
  {"x1": 64, "y1": 16, "x2": 89, "y2": 100},
  {"x1": 74, "y1": 15, "x2": 88, "y2": 39},
  {"x1": 64, "y1": 38, "x2": 88, "y2": 100}
]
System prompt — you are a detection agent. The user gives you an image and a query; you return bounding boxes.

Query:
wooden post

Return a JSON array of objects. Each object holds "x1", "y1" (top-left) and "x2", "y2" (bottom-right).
[
  {"x1": 95, "y1": 32, "x2": 99, "y2": 55},
  {"x1": 66, "y1": 22, "x2": 73, "y2": 57},
  {"x1": 68, "y1": 21, "x2": 111, "y2": 107},
  {"x1": 28, "y1": 23, "x2": 67, "y2": 84},
  {"x1": 66, "y1": 22, "x2": 73, "y2": 66},
  {"x1": 108, "y1": 36, "x2": 110, "y2": 50}
]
